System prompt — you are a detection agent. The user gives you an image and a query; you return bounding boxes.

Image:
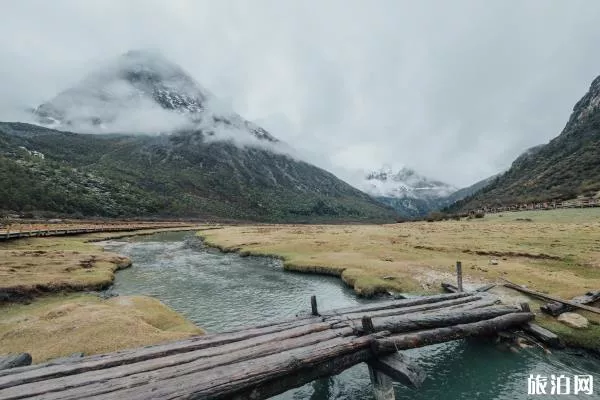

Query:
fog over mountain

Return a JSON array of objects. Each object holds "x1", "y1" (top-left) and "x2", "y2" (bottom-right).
[{"x1": 2, "y1": 1, "x2": 600, "y2": 187}]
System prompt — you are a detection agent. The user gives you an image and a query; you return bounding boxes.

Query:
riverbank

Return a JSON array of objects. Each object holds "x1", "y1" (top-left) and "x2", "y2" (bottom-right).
[
  {"x1": 199, "y1": 208, "x2": 600, "y2": 351},
  {"x1": 0, "y1": 226, "x2": 207, "y2": 362},
  {"x1": 0, "y1": 294, "x2": 202, "y2": 363}
]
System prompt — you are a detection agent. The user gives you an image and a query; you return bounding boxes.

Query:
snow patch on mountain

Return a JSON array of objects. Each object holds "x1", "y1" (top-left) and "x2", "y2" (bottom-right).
[{"x1": 361, "y1": 165, "x2": 457, "y2": 200}]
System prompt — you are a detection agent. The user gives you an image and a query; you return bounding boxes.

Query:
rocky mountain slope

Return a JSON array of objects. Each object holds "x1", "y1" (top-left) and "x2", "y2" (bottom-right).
[
  {"x1": 442, "y1": 174, "x2": 500, "y2": 206},
  {"x1": 0, "y1": 51, "x2": 396, "y2": 221},
  {"x1": 449, "y1": 74, "x2": 600, "y2": 211},
  {"x1": 360, "y1": 166, "x2": 457, "y2": 217}
]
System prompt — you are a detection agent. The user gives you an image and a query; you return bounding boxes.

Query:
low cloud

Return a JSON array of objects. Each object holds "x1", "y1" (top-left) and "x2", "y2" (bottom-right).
[{"x1": 2, "y1": 1, "x2": 600, "y2": 188}]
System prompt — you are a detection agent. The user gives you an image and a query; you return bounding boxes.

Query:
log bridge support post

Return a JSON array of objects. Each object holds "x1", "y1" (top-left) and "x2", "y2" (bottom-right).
[
  {"x1": 310, "y1": 295, "x2": 319, "y2": 316},
  {"x1": 363, "y1": 316, "x2": 396, "y2": 399},
  {"x1": 368, "y1": 366, "x2": 396, "y2": 400},
  {"x1": 456, "y1": 261, "x2": 463, "y2": 292}
]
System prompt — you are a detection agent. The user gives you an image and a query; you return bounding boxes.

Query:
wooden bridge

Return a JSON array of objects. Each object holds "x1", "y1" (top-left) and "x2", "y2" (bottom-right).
[{"x1": 0, "y1": 291, "x2": 535, "y2": 400}]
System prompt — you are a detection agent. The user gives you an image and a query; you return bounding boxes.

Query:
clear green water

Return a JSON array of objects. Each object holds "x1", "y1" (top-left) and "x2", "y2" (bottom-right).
[{"x1": 102, "y1": 231, "x2": 600, "y2": 399}]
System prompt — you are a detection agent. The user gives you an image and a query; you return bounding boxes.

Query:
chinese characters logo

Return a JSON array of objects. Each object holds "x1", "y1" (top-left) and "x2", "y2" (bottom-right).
[{"x1": 528, "y1": 374, "x2": 594, "y2": 396}]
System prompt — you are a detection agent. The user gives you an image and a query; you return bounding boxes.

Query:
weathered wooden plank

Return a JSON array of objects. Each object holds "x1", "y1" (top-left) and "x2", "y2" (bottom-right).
[
  {"x1": 369, "y1": 352, "x2": 426, "y2": 389},
  {"x1": 441, "y1": 296, "x2": 500, "y2": 312},
  {"x1": 331, "y1": 299, "x2": 507, "y2": 331},
  {"x1": 321, "y1": 292, "x2": 473, "y2": 317},
  {"x1": 33, "y1": 334, "x2": 389, "y2": 400},
  {"x1": 503, "y1": 281, "x2": 600, "y2": 315},
  {"x1": 475, "y1": 283, "x2": 496, "y2": 292},
  {"x1": 365, "y1": 306, "x2": 519, "y2": 334},
  {"x1": 229, "y1": 349, "x2": 374, "y2": 400},
  {"x1": 540, "y1": 290, "x2": 600, "y2": 316},
  {"x1": 333, "y1": 295, "x2": 482, "y2": 321},
  {"x1": 0, "y1": 315, "x2": 326, "y2": 381},
  {"x1": 0, "y1": 327, "x2": 355, "y2": 400},
  {"x1": 375, "y1": 312, "x2": 534, "y2": 353},
  {"x1": 441, "y1": 282, "x2": 459, "y2": 293},
  {"x1": 522, "y1": 323, "x2": 563, "y2": 349},
  {"x1": 328, "y1": 296, "x2": 493, "y2": 330},
  {"x1": 0, "y1": 320, "x2": 337, "y2": 391},
  {"x1": 0, "y1": 355, "x2": 31, "y2": 371}
]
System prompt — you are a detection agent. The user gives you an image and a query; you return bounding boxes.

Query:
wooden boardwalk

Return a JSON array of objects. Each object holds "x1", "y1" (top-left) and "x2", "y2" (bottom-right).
[
  {"x1": 0, "y1": 292, "x2": 534, "y2": 400},
  {"x1": 0, "y1": 224, "x2": 194, "y2": 241}
]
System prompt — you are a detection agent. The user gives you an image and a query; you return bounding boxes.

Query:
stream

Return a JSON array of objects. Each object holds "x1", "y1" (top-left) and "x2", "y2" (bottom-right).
[{"x1": 101, "y1": 231, "x2": 600, "y2": 399}]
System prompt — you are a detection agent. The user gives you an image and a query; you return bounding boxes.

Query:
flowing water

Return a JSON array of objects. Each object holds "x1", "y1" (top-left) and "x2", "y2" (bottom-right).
[{"x1": 102, "y1": 231, "x2": 600, "y2": 399}]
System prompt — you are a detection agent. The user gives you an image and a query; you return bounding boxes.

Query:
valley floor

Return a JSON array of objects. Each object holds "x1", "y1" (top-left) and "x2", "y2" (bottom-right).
[
  {"x1": 200, "y1": 208, "x2": 600, "y2": 350},
  {"x1": 2, "y1": 210, "x2": 599, "y2": 362}
]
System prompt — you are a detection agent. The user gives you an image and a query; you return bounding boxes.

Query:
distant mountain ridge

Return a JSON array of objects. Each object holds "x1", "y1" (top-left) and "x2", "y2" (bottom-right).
[
  {"x1": 0, "y1": 51, "x2": 396, "y2": 221},
  {"x1": 449, "y1": 74, "x2": 600, "y2": 211}
]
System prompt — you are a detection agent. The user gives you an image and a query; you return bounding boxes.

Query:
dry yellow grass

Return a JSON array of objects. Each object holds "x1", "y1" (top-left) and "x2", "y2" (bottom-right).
[
  {"x1": 200, "y1": 209, "x2": 600, "y2": 349},
  {"x1": 0, "y1": 236, "x2": 132, "y2": 299},
  {"x1": 0, "y1": 294, "x2": 203, "y2": 362},
  {"x1": 200, "y1": 209, "x2": 600, "y2": 298}
]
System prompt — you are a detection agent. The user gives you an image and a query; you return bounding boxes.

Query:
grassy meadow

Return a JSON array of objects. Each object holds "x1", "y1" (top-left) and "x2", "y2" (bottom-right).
[
  {"x1": 0, "y1": 294, "x2": 202, "y2": 363},
  {"x1": 201, "y1": 208, "x2": 600, "y2": 349},
  {"x1": 201, "y1": 208, "x2": 600, "y2": 298}
]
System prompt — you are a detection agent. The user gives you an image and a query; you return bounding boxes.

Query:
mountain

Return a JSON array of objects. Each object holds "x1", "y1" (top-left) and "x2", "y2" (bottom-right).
[
  {"x1": 360, "y1": 166, "x2": 457, "y2": 217},
  {"x1": 0, "y1": 51, "x2": 396, "y2": 222},
  {"x1": 33, "y1": 50, "x2": 276, "y2": 141},
  {"x1": 448, "y1": 74, "x2": 600, "y2": 211},
  {"x1": 442, "y1": 174, "x2": 500, "y2": 206}
]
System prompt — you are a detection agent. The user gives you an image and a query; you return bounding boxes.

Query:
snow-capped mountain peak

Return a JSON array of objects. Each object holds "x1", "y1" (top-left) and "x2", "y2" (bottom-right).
[
  {"x1": 32, "y1": 50, "x2": 277, "y2": 141},
  {"x1": 362, "y1": 166, "x2": 457, "y2": 200}
]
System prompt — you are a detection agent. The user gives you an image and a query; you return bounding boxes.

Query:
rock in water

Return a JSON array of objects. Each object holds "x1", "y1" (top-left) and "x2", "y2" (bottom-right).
[
  {"x1": 0, "y1": 353, "x2": 32, "y2": 370},
  {"x1": 557, "y1": 312, "x2": 589, "y2": 329}
]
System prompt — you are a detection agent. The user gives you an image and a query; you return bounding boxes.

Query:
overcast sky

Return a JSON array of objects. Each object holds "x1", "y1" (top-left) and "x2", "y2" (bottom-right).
[{"x1": 2, "y1": 0, "x2": 600, "y2": 187}]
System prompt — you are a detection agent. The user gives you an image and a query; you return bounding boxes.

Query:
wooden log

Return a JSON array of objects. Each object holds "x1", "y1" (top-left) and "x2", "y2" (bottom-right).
[
  {"x1": 368, "y1": 365, "x2": 395, "y2": 400},
  {"x1": 0, "y1": 354, "x2": 31, "y2": 371},
  {"x1": 369, "y1": 352, "x2": 426, "y2": 389},
  {"x1": 366, "y1": 306, "x2": 519, "y2": 334},
  {"x1": 521, "y1": 323, "x2": 563, "y2": 349},
  {"x1": 475, "y1": 283, "x2": 496, "y2": 292},
  {"x1": 442, "y1": 295, "x2": 500, "y2": 312},
  {"x1": 31, "y1": 334, "x2": 389, "y2": 400},
  {"x1": 540, "y1": 290, "x2": 600, "y2": 316},
  {"x1": 456, "y1": 261, "x2": 463, "y2": 292},
  {"x1": 229, "y1": 349, "x2": 374, "y2": 400},
  {"x1": 321, "y1": 292, "x2": 473, "y2": 317},
  {"x1": 443, "y1": 282, "x2": 496, "y2": 294},
  {"x1": 0, "y1": 319, "x2": 330, "y2": 388},
  {"x1": 328, "y1": 296, "x2": 497, "y2": 331},
  {"x1": 441, "y1": 282, "x2": 459, "y2": 293},
  {"x1": 0, "y1": 327, "x2": 356, "y2": 398},
  {"x1": 503, "y1": 280, "x2": 600, "y2": 315},
  {"x1": 334, "y1": 295, "x2": 482, "y2": 321},
  {"x1": 375, "y1": 312, "x2": 535, "y2": 353}
]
